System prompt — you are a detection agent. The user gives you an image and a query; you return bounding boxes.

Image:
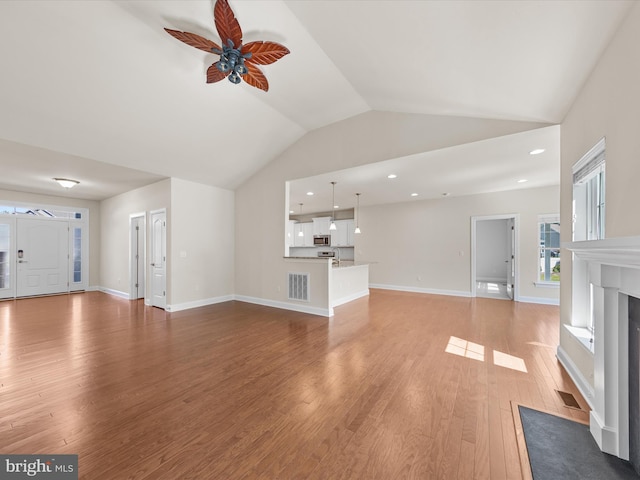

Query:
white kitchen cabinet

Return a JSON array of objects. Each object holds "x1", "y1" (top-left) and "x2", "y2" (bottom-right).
[
  {"x1": 294, "y1": 222, "x2": 314, "y2": 247},
  {"x1": 313, "y1": 217, "x2": 332, "y2": 236},
  {"x1": 332, "y1": 219, "x2": 355, "y2": 246},
  {"x1": 286, "y1": 220, "x2": 295, "y2": 247}
]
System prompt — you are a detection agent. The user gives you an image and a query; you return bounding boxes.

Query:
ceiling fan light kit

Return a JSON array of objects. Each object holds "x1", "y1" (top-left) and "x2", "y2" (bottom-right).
[{"x1": 164, "y1": 0, "x2": 289, "y2": 91}]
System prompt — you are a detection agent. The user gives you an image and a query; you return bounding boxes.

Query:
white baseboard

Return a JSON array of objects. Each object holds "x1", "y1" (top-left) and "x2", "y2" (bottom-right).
[
  {"x1": 369, "y1": 283, "x2": 472, "y2": 298},
  {"x1": 98, "y1": 286, "x2": 130, "y2": 300},
  {"x1": 556, "y1": 344, "x2": 595, "y2": 409},
  {"x1": 332, "y1": 289, "x2": 369, "y2": 308},
  {"x1": 234, "y1": 295, "x2": 333, "y2": 317},
  {"x1": 517, "y1": 295, "x2": 560, "y2": 306},
  {"x1": 166, "y1": 295, "x2": 234, "y2": 313}
]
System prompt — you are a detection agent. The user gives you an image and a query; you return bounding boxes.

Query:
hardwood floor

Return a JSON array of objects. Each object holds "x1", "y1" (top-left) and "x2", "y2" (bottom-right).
[{"x1": 0, "y1": 290, "x2": 588, "y2": 479}]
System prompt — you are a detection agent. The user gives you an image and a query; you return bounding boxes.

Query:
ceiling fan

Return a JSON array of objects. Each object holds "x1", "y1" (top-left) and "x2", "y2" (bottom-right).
[{"x1": 164, "y1": 0, "x2": 289, "y2": 92}]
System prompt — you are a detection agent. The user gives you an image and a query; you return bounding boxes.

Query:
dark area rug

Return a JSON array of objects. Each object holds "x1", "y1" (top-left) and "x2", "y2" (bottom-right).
[{"x1": 519, "y1": 405, "x2": 639, "y2": 479}]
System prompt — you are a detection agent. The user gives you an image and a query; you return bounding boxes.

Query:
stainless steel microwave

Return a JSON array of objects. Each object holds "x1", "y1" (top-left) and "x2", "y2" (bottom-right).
[{"x1": 313, "y1": 235, "x2": 331, "y2": 246}]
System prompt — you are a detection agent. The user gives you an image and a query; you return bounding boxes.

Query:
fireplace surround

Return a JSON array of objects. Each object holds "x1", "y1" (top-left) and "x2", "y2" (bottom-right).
[{"x1": 562, "y1": 236, "x2": 640, "y2": 461}]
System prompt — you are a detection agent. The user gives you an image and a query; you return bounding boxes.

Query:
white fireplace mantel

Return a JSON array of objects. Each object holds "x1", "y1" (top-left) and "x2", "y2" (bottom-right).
[
  {"x1": 563, "y1": 236, "x2": 640, "y2": 460},
  {"x1": 566, "y1": 236, "x2": 640, "y2": 270}
]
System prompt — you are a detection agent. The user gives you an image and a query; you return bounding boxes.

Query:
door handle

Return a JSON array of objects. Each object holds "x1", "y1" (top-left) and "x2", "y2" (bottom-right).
[
  {"x1": 18, "y1": 260, "x2": 28, "y2": 263},
  {"x1": 151, "y1": 263, "x2": 156, "y2": 266}
]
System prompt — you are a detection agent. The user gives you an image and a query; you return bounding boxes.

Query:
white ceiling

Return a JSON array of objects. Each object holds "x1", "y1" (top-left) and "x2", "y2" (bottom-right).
[
  {"x1": 290, "y1": 125, "x2": 560, "y2": 213},
  {"x1": 0, "y1": 1, "x2": 634, "y2": 201}
]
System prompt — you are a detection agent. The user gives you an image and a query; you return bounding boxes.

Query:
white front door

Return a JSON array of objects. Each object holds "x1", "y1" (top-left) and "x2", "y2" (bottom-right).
[
  {"x1": 150, "y1": 210, "x2": 166, "y2": 309},
  {"x1": 16, "y1": 218, "x2": 69, "y2": 297}
]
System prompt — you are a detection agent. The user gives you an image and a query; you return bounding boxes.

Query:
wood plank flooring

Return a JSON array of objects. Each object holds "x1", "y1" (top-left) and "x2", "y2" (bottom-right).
[{"x1": 0, "y1": 290, "x2": 588, "y2": 479}]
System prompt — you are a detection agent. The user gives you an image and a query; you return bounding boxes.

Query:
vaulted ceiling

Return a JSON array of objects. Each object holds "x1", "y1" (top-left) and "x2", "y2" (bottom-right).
[{"x1": 0, "y1": 1, "x2": 634, "y2": 201}]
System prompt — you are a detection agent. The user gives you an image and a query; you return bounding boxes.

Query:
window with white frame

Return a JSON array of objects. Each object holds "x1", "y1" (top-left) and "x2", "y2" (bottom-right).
[
  {"x1": 572, "y1": 138, "x2": 605, "y2": 241},
  {"x1": 539, "y1": 215, "x2": 560, "y2": 283}
]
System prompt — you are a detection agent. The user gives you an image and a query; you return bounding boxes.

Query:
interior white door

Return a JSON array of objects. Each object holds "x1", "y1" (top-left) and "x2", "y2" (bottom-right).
[
  {"x1": 506, "y1": 218, "x2": 515, "y2": 300},
  {"x1": 17, "y1": 218, "x2": 69, "y2": 297},
  {"x1": 0, "y1": 217, "x2": 16, "y2": 299},
  {"x1": 150, "y1": 210, "x2": 166, "y2": 309}
]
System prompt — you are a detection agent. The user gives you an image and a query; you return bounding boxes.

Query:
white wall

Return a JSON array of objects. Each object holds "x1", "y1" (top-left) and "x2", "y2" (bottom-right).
[
  {"x1": 100, "y1": 179, "x2": 170, "y2": 297},
  {"x1": 0, "y1": 188, "x2": 100, "y2": 287},
  {"x1": 235, "y1": 110, "x2": 550, "y2": 308},
  {"x1": 560, "y1": 3, "x2": 640, "y2": 389},
  {"x1": 356, "y1": 186, "x2": 559, "y2": 302},
  {"x1": 475, "y1": 219, "x2": 509, "y2": 282},
  {"x1": 169, "y1": 178, "x2": 234, "y2": 310}
]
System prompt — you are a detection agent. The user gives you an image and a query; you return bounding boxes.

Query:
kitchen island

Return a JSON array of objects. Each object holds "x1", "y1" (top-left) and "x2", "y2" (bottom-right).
[
  {"x1": 283, "y1": 257, "x2": 369, "y2": 315},
  {"x1": 330, "y1": 261, "x2": 370, "y2": 308}
]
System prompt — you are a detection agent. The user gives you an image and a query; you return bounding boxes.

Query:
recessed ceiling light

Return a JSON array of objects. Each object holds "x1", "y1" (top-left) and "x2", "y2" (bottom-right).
[
  {"x1": 387, "y1": 174, "x2": 397, "y2": 179},
  {"x1": 411, "y1": 193, "x2": 419, "y2": 197},
  {"x1": 306, "y1": 191, "x2": 314, "y2": 196},
  {"x1": 442, "y1": 192, "x2": 450, "y2": 197},
  {"x1": 333, "y1": 205, "x2": 339, "y2": 209},
  {"x1": 517, "y1": 179, "x2": 528, "y2": 183},
  {"x1": 289, "y1": 210, "x2": 294, "y2": 214},
  {"x1": 529, "y1": 149, "x2": 545, "y2": 155}
]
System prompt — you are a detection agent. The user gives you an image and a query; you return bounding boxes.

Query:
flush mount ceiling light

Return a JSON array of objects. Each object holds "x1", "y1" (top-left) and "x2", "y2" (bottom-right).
[
  {"x1": 354, "y1": 193, "x2": 362, "y2": 234},
  {"x1": 54, "y1": 178, "x2": 79, "y2": 189},
  {"x1": 529, "y1": 148, "x2": 545, "y2": 155},
  {"x1": 329, "y1": 181, "x2": 337, "y2": 231},
  {"x1": 164, "y1": 0, "x2": 289, "y2": 91}
]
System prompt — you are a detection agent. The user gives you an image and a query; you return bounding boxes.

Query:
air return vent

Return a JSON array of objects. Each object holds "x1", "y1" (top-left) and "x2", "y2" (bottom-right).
[
  {"x1": 556, "y1": 390, "x2": 582, "y2": 410},
  {"x1": 288, "y1": 273, "x2": 310, "y2": 302}
]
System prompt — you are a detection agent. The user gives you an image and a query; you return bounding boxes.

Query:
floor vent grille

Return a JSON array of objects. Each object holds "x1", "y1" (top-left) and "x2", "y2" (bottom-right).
[
  {"x1": 288, "y1": 273, "x2": 309, "y2": 302},
  {"x1": 556, "y1": 390, "x2": 582, "y2": 410}
]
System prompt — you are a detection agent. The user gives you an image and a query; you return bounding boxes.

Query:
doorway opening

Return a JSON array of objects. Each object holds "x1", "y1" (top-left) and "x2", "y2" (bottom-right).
[
  {"x1": 129, "y1": 213, "x2": 146, "y2": 301},
  {"x1": 471, "y1": 215, "x2": 518, "y2": 301}
]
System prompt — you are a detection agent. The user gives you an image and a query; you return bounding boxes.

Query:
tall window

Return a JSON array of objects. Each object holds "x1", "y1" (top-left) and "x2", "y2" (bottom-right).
[
  {"x1": 539, "y1": 215, "x2": 560, "y2": 283},
  {"x1": 573, "y1": 138, "x2": 605, "y2": 241}
]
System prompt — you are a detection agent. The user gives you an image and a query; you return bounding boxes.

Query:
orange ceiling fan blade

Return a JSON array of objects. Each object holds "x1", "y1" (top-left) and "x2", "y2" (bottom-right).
[
  {"x1": 214, "y1": 0, "x2": 242, "y2": 48},
  {"x1": 207, "y1": 63, "x2": 229, "y2": 84},
  {"x1": 243, "y1": 41, "x2": 290, "y2": 65},
  {"x1": 243, "y1": 63, "x2": 269, "y2": 92},
  {"x1": 164, "y1": 28, "x2": 220, "y2": 54}
]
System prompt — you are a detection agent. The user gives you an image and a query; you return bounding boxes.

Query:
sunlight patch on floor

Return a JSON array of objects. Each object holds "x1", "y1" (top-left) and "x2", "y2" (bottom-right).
[
  {"x1": 446, "y1": 336, "x2": 528, "y2": 372},
  {"x1": 445, "y1": 336, "x2": 485, "y2": 361}
]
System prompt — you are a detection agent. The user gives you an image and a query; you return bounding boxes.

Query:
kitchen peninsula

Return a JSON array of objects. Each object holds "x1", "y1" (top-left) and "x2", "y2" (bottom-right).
[
  {"x1": 283, "y1": 256, "x2": 369, "y2": 315},
  {"x1": 283, "y1": 214, "x2": 367, "y2": 316}
]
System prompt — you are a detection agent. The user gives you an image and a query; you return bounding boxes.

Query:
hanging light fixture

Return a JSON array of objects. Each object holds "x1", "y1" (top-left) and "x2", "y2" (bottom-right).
[
  {"x1": 354, "y1": 193, "x2": 362, "y2": 234},
  {"x1": 329, "y1": 181, "x2": 337, "y2": 231},
  {"x1": 297, "y1": 203, "x2": 304, "y2": 236}
]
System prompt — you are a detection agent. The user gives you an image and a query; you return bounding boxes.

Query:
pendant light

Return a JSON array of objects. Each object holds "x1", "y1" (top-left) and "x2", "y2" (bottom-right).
[
  {"x1": 297, "y1": 203, "x2": 304, "y2": 236},
  {"x1": 354, "y1": 193, "x2": 362, "y2": 234},
  {"x1": 329, "y1": 181, "x2": 337, "y2": 231}
]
